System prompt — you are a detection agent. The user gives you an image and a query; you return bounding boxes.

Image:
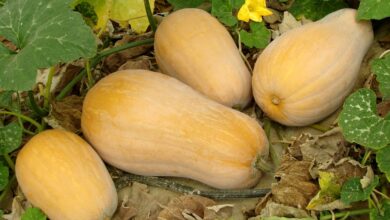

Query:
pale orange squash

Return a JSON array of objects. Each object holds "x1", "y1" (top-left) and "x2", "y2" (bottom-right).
[
  {"x1": 81, "y1": 69, "x2": 268, "y2": 189},
  {"x1": 252, "y1": 9, "x2": 373, "y2": 126},
  {"x1": 15, "y1": 129, "x2": 118, "y2": 220},
  {"x1": 155, "y1": 8, "x2": 251, "y2": 108}
]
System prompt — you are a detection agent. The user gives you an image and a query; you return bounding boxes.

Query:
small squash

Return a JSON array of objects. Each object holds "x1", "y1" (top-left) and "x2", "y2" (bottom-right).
[
  {"x1": 252, "y1": 9, "x2": 373, "y2": 126},
  {"x1": 81, "y1": 69, "x2": 268, "y2": 189},
  {"x1": 155, "y1": 8, "x2": 251, "y2": 108},
  {"x1": 16, "y1": 129, "x2": 118, "y2": 220}
]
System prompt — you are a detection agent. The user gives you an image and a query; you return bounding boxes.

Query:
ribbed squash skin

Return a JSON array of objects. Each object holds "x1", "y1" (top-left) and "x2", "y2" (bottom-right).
[
  {"x1": 16, "y1": 129, "x2": 118, "y2": 220},
  {"x1": 81, "y1": 69, "x2": 268, "y2": 189},
  {"x1": 252, "y1": 9, "x2": 373, "y2": 126},
  {"x1": 155, "y1": 8, "x2": 251, "y2": 108}
]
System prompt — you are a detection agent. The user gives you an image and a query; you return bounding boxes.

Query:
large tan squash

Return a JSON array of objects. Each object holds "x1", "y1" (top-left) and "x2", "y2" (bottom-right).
[
  {"x1": 252, "y1": 9, "x2": 373, "y2": 126},
  {"x1": 81, "y1": 69, "x2": 268, "y2": 189},
  {"x1": 155, "y1": 8, "x2": 251, "y2": 108},
  {"x1": 16, "y1": 129, "x2": 118, "y2": 220}
]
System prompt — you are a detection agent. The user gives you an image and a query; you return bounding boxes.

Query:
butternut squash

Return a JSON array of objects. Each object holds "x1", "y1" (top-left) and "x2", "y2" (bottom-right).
[
  {"x1": 81, "y1": 69, "x2": 268, "y2": 189},
  {"x1": 154, "y1": 8, "x2": 251, "y2": 108},
  {"x1": 15, "y1": 129, "x2": 118, "y2": 220},
  {"x1": 252, "y1": 9, "x2": 373, "y2": 126}
]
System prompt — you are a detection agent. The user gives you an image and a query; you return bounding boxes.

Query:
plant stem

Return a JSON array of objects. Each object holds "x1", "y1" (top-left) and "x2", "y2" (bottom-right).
[
  {"x1": 0, "y1": 175, "x2": 16, "y2": 204},
  {"x1": 3, "y1": 154, "x2": 15, "y2": 172},
  {"x1": 23, "y1": 128, "x2": 35, "y2": 135},
  {"x1": 0, "y1": 111, "x2": 43, "y2": 132},
  {"x1": 319, "y1": 209, "x2": 372, "y2": 220},
  {"x1": 96, "y1": 38, "x2": 154, "y2": 58},
  {"x1": 235, "y1": 28, "x2": 252, "y2": 72},
  {"x1": 144, "y1": 0, "x2": 157, "y2": 33},
  {"x1": 56, "y1": 38, "x2": 154, "y2": 101},
  {"x1": 43, "y1": 66, "x2": 56, "y2": 109},
  {"x1": 374, "y1": 189, "x2": 390, "y2": 200},
  {"x1": 85, "y1": 58, "x2": 94, "y2": 88},
  {"x1": 27, "y1": 91, "x2": 47, "y2": 117},
  {"x1": 361, "y1": 149, "x2": 372, "y2": 166},
  {"x1": 116, "y1": 173, "x2": 270, "y2": 199}
]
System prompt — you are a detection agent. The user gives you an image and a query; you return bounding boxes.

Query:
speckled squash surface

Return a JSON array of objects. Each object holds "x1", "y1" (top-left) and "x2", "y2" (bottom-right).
[
  {"x1": 81, "y1": 69, "x2": 268, "y2": 189},
  {"x1": 252, "y1": 9, "x2": 373, "y2": 126},
  {"x1": 155, "y1": 8, "x2": 251, "y2": 108},
  {"x1": 16, "y1": 129, "x2": 118, "y2": 220}
]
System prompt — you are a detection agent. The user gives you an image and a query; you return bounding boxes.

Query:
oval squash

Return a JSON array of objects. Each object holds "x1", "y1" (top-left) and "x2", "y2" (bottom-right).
[
  {"x1": 155, "y1": 8, "x2": 251, "y2": 108},
  {"x1": 16, "y1": 129, "x2": 118, "y2": 220},
  {"x1": 252, "y1": 9, "x2": 373, "y2": 126},
  {"x1": 81, "y1": 69, "x2": 268, "y2": 189}
]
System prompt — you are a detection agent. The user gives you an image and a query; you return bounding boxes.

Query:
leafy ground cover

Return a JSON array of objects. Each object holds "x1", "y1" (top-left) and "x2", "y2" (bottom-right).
[{"x1": 0, "y1": 0, "x2": 389, "y2": 219}]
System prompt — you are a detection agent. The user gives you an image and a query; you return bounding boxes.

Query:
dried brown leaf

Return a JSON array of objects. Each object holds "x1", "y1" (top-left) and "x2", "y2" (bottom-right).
[
  {"x1": 113, "y1": 182, "x2": 176, "y2": 220},
  {"x1": 328, "y1": 158, "x2": 367, "y2": 185},
  {"x1": 378, "y1": 100, "x2": 390, "y2": 118},
  {"x1": 272, "y1": 155, "x2": 319, "y2": 208},
  {"x1": 118, "y1": 58, "x2": 152, "y2": 71},
  {"x1": 158, "y1": 195, "x2": 216, "y2": 220},
  {"x1": 257, "y1": 201, "x2": 311, "y2": 218},
  {"x1": 104, "y1": 34, "x2": 153, "y2": 72},
  {"x1": 46, "y1": 95, "x2": 83, "y2": 133},
  {"x1": 155, "y1": 0, "x2": 172, "y2": 13},
  {"x1": 204, "y1": 204, "x2": 234, "y2": 220},
  {"x1": 0, "y1": 36, "x2": 17, "y2": 52}
]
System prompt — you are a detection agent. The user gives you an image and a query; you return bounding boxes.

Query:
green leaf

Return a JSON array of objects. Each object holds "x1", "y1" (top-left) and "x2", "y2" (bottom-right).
[
  {"x1": 289, "y1": 0, "x2": 348, "y2": 21},
  {"x1": 0, "y1": 0, "x2": 97, "y2": 91},
  {"x1": 70, "y1": 0, "x2": 112, "y2": 31},
  {"x1": 21, "y1": 207, "x2": 46, "y2": 220},
  {"x1": 239, "y1": 22, "x2": 270, "y2": 49},
  {"x1": 370, "y1": 200, "x2": 390, "y2": 220},
  {"x1": 340, "y1": 176, "x2": 379, "y2": 204},
  {"x1": 231, "y1": 0, "x2": 244, "y2": 9},
  {"x1": 307, "y1": 171, "x2": 341, "y2": 209},
  {"x1": 376, "y1": 147, "x2": 390, "y2": 181},
  {"x1": 0, "y1": 122, "x2": 23, "y2": 154},
  {"x1": 339, "y1": 89, "x2": 390, "y2": 150},
  {"x1": 168, "y1": 0, "x2": 205, "y2": 10},
  {"x1": 211, "y1": 0, "x2": 243, "y2": 27},
  {"x1": 74, "y1": 1, "x2": 98, "y2": 25},
  {"x1": 0, "y1": 163, "x2": 9, "y2": 191},
  {"x1": 0, "y1": 90, "x2": 19, "y2": 112},
  {"x1": 357, "y1": 0, "x2": 390, "y2": 20},
  {"x1": 372, "y1": 54, "x2": 390, "y2": 100}
]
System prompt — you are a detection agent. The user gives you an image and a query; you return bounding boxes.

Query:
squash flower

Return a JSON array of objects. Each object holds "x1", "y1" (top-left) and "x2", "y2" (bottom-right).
[{"x1": 237, "y1": 0, "x2": 273, "y2": 22}]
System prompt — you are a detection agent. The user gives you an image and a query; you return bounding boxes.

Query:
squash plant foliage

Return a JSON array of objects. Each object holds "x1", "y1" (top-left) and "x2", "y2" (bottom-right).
[{"x1": 0, "y1": 0, "x2": 96, "y2": 91}]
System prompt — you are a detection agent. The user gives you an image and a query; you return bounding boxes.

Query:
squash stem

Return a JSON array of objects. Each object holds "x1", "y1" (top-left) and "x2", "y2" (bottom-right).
[
  {"x1": 116, "y1": 173, "x2": 270, "y2": 200},
  {"x1": 43, "y1": 66, "x2": 56, "y2": 110},
  {"x1": 144, "y1": 0, "x2": 157, "y2": 33},
  {"x1": 255, "y1": 155, "x2": 274, "y2": 173},
  {"x1": 56, "y1": 38, "x2": 154, "y2": 101},
  {"x1": 0, "y1": 111, "x2": 43, "y2": 132}
]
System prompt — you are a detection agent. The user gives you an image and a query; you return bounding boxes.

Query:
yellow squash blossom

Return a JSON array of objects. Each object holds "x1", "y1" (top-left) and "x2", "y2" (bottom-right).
[{"x1": 237, "y1": 0, "x2": 273, "y2": 22}]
